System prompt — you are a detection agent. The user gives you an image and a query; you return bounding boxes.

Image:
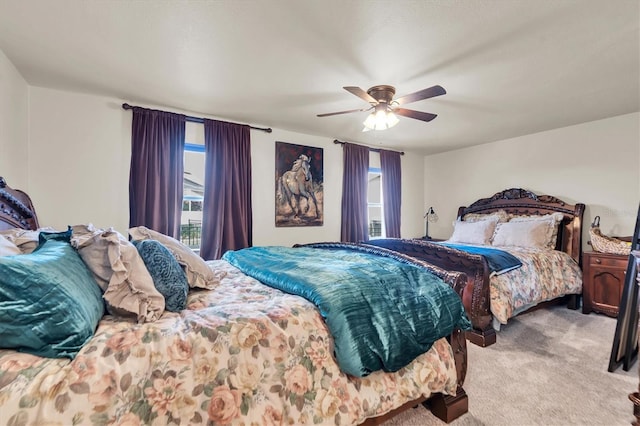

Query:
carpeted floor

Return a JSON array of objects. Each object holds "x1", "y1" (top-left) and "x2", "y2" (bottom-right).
[{"x1": 383, "y1": 305, "x2": 637, "y2": 426}]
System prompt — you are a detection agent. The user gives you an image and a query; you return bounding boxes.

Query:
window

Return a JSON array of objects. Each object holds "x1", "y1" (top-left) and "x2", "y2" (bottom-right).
[
  {"x1": 181, "y1": 131, "x2": 205, "y2": 251},
  {"x1": 367, "y1": 167, "x2": 385, "y2": 239}
]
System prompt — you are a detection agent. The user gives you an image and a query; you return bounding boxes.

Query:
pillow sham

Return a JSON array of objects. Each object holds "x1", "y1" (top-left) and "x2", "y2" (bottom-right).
[
  {"x1": 462, "y1": 210, "x2": 509, "y2": 223},
  {"x1": 72, "y1": 224, "x2": 165, "y2": 323},
  {"x1": 0, "y1": 239, "x2": 104, "y2": 359},
  {"x1": 508, "y1": 212, "x2": 564, "y2": 249},
  {"x1": 491, "y1": 220, "x2": 554, "y2": 249},
  {"x1": 448, "y1": 218, "x2": 499, "y2": 245},
  {"x1": 133, "y1": 239, "x2": 188, "y2": 312},
  {"x1": 129, "y1": 226, "x2": 224, "y2": 290},
  {"x1": 0, "y1": 236, "x2": 21, "y2": 256},
  {"x1": 0, "y1": 227, "x2": 58, "y2": 254}
]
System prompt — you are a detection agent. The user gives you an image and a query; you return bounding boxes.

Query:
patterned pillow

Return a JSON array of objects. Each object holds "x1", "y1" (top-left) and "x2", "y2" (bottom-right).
[
  {"x1": 133, "y1": 239, "x2": 188, "y2": 312},
  {"x1": 462, "y1": 210, "x2": 509, "y2": 223},
  {"x1": 129, "y1": 226, "x2": 224, "y2": 290}
]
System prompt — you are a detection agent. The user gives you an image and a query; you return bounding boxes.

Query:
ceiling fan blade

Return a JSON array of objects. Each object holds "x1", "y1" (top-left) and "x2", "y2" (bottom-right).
[
  {"x1": 317, "y1": 107, "x2": 368, "y2": 117},
  {"x1": 394, "y1": 85, "x2": 446, "y2": 105},
  {"x1": 343, "y1": 86, "x2": 378, "y2": 104},
  {"x1": 394, "y1": 108, "x2": 438, "y2": 122}
]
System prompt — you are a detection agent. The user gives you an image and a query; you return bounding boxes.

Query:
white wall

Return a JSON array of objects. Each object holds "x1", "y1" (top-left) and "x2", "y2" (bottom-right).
[
  {"x1": 424, "y1": 112, "x2": 640, "y2": 248},
  {"x1": 0, "y1": 49, "x2": 29, "y2": 188},
  {"x1": 28, "y1": 87, "x2": 131, "y2": 232},
  {"x1": 26, "y1": 86, "x2": 426, "y2": 245}
]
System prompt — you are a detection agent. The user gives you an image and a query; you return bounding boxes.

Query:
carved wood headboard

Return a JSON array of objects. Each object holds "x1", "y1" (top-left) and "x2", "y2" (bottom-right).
[
  {"x1": 457, "y1": 188, "x2": 585, "y2": 265},
  {"x1": 0, "y1": 177, "x2": 39, "y2": 231}
]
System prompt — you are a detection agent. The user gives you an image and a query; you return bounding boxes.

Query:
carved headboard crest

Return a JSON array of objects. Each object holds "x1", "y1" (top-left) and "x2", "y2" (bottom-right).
[
  {"x1": 0, "y1": 177, "x2": 39, "y2": 231},
  {"x1": 464, "y1": 188, "x2": 570, "y2": 214}
]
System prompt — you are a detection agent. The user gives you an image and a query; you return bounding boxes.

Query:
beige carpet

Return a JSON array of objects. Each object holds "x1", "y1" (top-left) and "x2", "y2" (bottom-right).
[{"x1": 383, "y1": 305, "x2": 637, "y2": 426}]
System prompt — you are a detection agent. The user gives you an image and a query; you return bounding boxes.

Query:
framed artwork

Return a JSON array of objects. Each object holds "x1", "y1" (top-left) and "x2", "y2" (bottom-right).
[{"x1": 275, "y1": 141, "x2": 323, "y2": 227}]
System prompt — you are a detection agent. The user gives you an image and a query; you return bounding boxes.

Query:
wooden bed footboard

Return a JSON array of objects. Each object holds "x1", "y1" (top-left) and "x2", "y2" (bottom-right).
[{"x1": 365, "y1": 238, "x2": 496, "y2": 346}]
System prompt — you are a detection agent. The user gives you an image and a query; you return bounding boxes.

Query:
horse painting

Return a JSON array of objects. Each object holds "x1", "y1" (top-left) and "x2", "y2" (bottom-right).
[{"x1": 278, "y1": 154, "x2": 319, "y2": 219}]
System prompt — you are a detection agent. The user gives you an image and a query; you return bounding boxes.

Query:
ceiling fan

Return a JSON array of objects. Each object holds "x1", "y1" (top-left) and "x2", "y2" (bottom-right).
[{"x1": 317, "y1": 84, "x2": 446, "y2": 131}]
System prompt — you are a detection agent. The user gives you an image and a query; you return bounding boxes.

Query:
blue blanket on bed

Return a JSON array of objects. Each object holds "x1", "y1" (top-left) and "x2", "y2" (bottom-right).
[
  {"x1": 222, "y1": 245, "x2": 470, "y2": 377},
  {"x1": 436, "y1": 242, "x2": 522, "y2": 275}
]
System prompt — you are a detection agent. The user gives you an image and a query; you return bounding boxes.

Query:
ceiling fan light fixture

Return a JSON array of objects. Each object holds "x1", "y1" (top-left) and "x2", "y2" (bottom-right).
[
  {"x1": 386, "y1": 110, "x2": 399, "y2": 128},
  {"x1": 362, "y1": 105, "x2": 399, "y2": 131}
]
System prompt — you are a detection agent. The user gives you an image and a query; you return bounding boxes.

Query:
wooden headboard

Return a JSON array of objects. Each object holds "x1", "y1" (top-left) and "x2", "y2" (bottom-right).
[
  {"x1": 457, "y1": 188, "x2": 585, "y2": 265},
  {"x1": 0, "y1": 177, "x2": 39, "y2": 231}
]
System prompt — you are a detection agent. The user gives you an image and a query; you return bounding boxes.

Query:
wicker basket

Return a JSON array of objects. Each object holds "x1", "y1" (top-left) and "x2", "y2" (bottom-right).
[{"x1": 589, "y1": 216, "x2": 631, "y2": 256}]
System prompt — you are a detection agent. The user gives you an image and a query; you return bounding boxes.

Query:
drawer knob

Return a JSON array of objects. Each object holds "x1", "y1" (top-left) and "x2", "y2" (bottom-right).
[{"x1": 595, "y1": 258, "x2": 601, "y2": 264}]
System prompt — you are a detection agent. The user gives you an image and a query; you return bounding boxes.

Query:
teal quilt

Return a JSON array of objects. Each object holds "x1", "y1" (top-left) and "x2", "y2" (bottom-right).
[{"x1": 222, "y1": 245, "x2": 470, "y2": 377}]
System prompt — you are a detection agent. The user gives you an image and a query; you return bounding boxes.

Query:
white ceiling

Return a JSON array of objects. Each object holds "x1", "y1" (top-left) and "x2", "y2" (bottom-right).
[{"x1": 0, "y1": 1, "x2": 638, "y2": 155}]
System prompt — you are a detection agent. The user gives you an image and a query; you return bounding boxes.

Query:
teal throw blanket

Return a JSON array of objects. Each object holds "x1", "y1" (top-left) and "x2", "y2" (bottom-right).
[
  {"x1": 436, "y1": 242, "x2": 522, "y2": 275},
  {"x1": 223, "y1": 245, "x2": 470, "y2": 377}
]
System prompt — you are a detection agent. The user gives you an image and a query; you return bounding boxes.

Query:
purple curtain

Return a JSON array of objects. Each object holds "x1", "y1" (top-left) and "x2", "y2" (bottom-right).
[
  {"x1": 380, "y1": 149, "x2": 402, "y2": 238},
  {"x1": 341, "y1": 143, "x2": 370, "y2": 243},
  {"x1": 200, "y1": 119, "x2": 252, "y2": 260},
  {"x1": 129, "y1": 107, "x2": 185, "y2": 238}
]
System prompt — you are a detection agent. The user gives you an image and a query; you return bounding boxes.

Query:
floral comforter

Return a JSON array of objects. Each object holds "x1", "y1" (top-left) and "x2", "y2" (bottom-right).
[
  {"x1": 490, "y1": 248, "x2": 582, "y2": 324},
  {"x1": 0, "y1": 260, "x2": 459, "y2": 426}
]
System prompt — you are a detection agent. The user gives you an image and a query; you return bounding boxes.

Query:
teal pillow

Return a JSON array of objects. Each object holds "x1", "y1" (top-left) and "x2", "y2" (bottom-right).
[
  {"x1": 37, "y1": 227, "x2": 72, "y2": 247},
  {"x1": 0, "y1": 239, "x2": 104, "y2": 358},
  {"x1": 133, "y1": 239, "x2": 188, "y2": 312}
]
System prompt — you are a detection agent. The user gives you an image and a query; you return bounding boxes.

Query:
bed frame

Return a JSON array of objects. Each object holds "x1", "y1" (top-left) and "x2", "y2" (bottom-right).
[
  {"x1": 368, "y1": 188, "x2": 585, "y2": 347},
  {"x1": 0, "y1": 177, "x2": 469, "y2": 424},
  {"x1": 0, "y1": 177, "x2": 39, "y2": 231}
]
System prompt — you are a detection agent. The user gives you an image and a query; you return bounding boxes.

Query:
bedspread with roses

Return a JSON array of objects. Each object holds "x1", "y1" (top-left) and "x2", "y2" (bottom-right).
[
  {"x1": 490, "y1": 248, "x2": 582, "y2": 325},
  {"x1": 0, "y1": 259, "x2": 459, "y2": 426}
]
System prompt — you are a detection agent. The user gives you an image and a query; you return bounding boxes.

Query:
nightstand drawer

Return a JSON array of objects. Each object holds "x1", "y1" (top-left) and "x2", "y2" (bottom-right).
[{"x1": 588, "y1": 255, "x2": 628, "y2": 268}]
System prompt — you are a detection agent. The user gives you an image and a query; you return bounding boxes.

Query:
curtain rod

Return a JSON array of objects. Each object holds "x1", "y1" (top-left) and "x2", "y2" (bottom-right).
[
  {"x1": 122, "y1": 103, "x2": 272, "y2": 133},
  {"x1": 333, "y1": 139, "x2": 405, "y2": 155}
]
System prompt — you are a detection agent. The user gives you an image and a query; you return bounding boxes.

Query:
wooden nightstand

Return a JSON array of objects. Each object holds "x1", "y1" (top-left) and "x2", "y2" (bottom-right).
[{"x1": 582, "y1": 251, "x2": 629, "y2": 317}]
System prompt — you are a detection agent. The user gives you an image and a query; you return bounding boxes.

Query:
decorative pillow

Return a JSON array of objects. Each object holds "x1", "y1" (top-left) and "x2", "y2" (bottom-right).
[
  {"x1": 462, "y1": 210, "x2": 510, "y2": 223},
  {"x1": 0, "y1": 239, "x2": 104, "y2": 358},
  {"x1": 0, "y1": 236, "x2": 21, "y2": 256},
  {"x1": 448, "y1": 218, "x2": 499, "y2": 245},
  {"x1": 491, "y1": 220, "x2": 555, "y2": 249},
  {"x1": 37, "y1": 227, "x2": 73, "y2": 247},
  {"x1": 0, "y1": 227, "x2": 58, "y2": 254},
  {"x1": 71, "y1": 224, "x2": 165, "y2": 323},
  {"x1": 508, "y1": 212, "x2": 564, "y2": 249},
  {"x1": 133, "y1": 239, "x2": 188, "y2": 312},
  {"x1": 129, "y1": 226, "x2": 224, "y2": 290}
]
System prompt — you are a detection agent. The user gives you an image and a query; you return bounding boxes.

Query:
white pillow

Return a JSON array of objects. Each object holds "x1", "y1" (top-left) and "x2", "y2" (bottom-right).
[
  {"x1": 448, "y1": 219, "x2": 499, "y2": 245},
  {"x1": 0, "y1": 236, "x2": 21, "y2": 256},
  {"x1": 491, "y1": 220, "x2": 554, "y2": 249},
  {"x1": 508, "y1": 212, "x2": 564, "y2": 249}
]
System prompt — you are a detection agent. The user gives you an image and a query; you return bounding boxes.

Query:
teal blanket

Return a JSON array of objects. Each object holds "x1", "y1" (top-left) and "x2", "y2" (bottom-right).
[
  {"x1": 222, "y1": 245, "x2": 470, "y2": 377},
  {"x1": 437, "y1": 242, "x2": 522, "y2": 275}
]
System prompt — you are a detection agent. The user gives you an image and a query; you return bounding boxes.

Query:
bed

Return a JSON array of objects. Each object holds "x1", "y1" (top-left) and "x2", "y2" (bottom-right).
[
  {"x1": 367, "y1": 188, "x2": 585, "y2": 347},
  {"x1": 0, "y1": 177, "x2": 470, "y2": 425}
]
